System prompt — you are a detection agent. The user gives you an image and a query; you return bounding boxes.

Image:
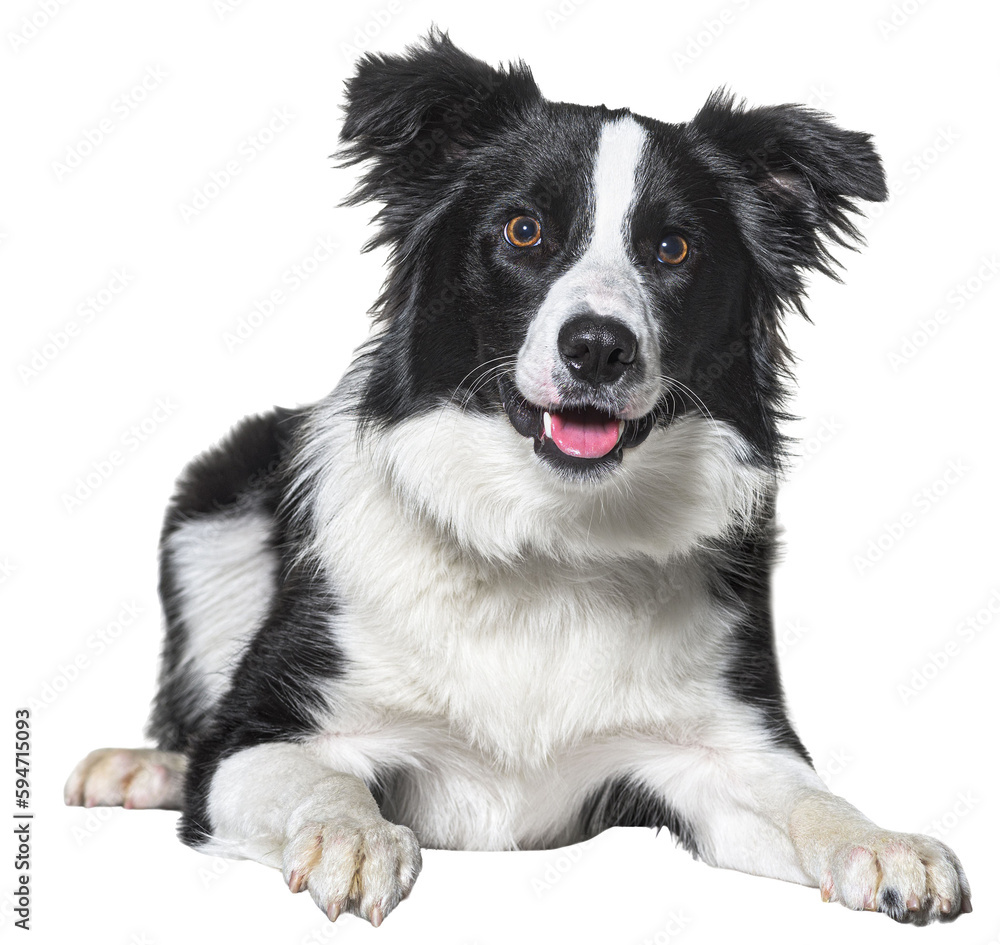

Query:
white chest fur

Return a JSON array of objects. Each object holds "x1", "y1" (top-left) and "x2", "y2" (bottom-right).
[
  {"x1": 332, "y1": 536, "x2": 733, "y2": 762},
  {"x1": 282, "y1": 402, "x2": 777, "y2": 849},
  {"x1": 295, "y1": 404, "x2": 766, "y2": 765}
]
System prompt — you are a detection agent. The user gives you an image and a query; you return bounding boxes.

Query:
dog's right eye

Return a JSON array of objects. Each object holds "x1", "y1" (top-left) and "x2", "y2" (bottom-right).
[{"x1": 504, "y1": 215, "x2": 542, "y2": 248}]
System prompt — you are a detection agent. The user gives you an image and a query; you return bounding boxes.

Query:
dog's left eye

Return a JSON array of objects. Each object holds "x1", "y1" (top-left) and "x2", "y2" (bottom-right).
[
  {"x1": 657, "y1": 233, "x2": 689, "y2": 265},
  {"x1": 504, "y1": 215, "x2": 542, "y2": 248}
]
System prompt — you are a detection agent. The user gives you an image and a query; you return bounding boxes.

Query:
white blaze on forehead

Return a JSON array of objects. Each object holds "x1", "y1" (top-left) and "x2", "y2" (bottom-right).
[
  {"x1": 587, "y1": 116, "x2": 648, "y2": 261},
  {"x1": 515, "y1": 115, "x2": 662, "y2": 417}
]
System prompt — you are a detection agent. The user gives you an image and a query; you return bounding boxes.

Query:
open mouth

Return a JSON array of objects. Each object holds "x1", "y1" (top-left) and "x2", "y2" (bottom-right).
[{"x1": 499, "y1": 377, "x2": 655, "y2": 474}]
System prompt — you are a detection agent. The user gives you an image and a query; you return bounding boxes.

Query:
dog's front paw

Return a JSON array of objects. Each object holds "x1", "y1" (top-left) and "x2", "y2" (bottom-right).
[
  {"x1": 64, "y1": 747, "x2": 187, "y2": 810},
  {"x1": 820, "y1": 832, "x2": 971, "y2": 924},
  {"x1": 282, "y1": 816, "x2": 422, "y2": 926}
]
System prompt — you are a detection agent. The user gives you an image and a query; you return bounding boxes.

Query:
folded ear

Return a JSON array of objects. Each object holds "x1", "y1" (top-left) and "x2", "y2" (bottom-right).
[
  {"x1": 339, "y1": 30, "x2": 541, "y2": 209},
  {"x1": 689, "y1": 90, "x2": 887, "y2": 296}
]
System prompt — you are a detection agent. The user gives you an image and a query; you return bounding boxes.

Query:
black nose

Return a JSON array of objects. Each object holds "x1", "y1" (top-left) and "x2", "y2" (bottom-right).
[{"x1": 557, "y1": 317, "x2": 638, "y2": 386}]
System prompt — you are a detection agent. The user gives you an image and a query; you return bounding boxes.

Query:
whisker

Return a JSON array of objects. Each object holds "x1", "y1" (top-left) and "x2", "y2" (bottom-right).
[
  {"x1": 449, "y1": 355, "x2": 516, "y2": 407},
  {"x1": 426, "y1": 357, "x2": 519, "y2": 448},
  {"x1": 657, "y1": 374, "x2": 720, "y2": 436},
  {"x1": 457, "y1": 361, "x2": 518, "y2": 411}
]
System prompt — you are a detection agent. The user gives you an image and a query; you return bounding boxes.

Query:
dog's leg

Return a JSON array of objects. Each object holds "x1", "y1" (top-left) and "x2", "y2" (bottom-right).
[
  {"x1": 184, "y1": 742, "x2": 420, "y2": 926},
  {"x1": 786, "y1": 787, "x2": 971, "y2": 922},
  {"x1": 64, "y1": 747, "x2": 187, "y2": 810},
  {"x1": 629, "y1": 745, "x2": 971, "y2": 925}
]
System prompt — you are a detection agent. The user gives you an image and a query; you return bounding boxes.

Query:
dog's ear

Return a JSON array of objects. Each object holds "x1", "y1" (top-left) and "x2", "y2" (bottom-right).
[
  {"x1": 339, "y1": 30, "x2": 541, "y2": 209},
  {"x1": 689, "y1": 90, "x2": 887, "y2": 298}
]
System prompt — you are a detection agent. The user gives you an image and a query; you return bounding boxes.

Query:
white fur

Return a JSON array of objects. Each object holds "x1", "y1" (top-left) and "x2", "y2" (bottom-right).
[
  {"x1": 63, "y1": 70, "x2": 972, "y2": 927},
  {"x1": 300, "y1": 400, "x2": 773, "y2": 568},
  {"x1": 167, "y1": 509, "x2": 278, "y2": 704},
  {"x1": 204, "y1": 742, "x2": 420, "y2": 923},
  {"x1": 260, "y1": 395, "x2": 777, "y2": 852},
  {"x1": 201, "y1": 695, "x2": 967, "y2": 917},
  {"x1": 64, "y1": 747, "x2": 187, "y2": 810},
  {"x1": 516, "y1": 117, "x2": 662, "y2": 415}
]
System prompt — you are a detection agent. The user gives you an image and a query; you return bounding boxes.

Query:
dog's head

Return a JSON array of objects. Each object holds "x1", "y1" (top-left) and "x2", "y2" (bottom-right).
[{"x1": 340, "y1": 31, "x2": 886, "y2": 485}]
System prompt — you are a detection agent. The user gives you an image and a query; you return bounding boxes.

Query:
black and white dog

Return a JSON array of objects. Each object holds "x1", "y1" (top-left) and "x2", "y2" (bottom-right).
[{"x1": 66, "y1": 32, "x2": 971, "y2": 927}]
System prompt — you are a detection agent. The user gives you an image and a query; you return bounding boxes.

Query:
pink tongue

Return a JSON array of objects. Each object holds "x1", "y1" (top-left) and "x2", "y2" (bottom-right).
[{"x1": 549, "y1": 409, "x2": 622, "y2": 459}]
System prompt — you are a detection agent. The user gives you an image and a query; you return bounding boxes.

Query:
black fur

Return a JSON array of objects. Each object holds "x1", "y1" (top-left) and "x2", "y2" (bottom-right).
[
  {"x1": 579, "y1": 776, "x2": 700, "y2": 857},
  {"x1": 179, "y1": 555, "x2": 346, "y2": 845},
  {"x1": 877, "y1": 886, "x2": 908, "y2": 922},
  {"x1": 148, "y1": 408, "x2": 301, "y2": 753},
  {"x1": 711, "y1": 501, "x2": 811, "y2": 762},
  {"x1": 145, "y1": 33, "x2": 887, "y2": 865},
  {"x1": 340, "y1": 33, "x2": 885, "y2": 473},
  {"x1": 66, "y1": 33, "x2": 975, "y2": 928}
]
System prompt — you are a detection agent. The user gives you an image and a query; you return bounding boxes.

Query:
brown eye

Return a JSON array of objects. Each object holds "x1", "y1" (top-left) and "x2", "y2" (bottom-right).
[
  {"x1": 504, "y1": 215, "x2": 542, "y2": 248},
  {"x1": 657, "y1": 233, "x2": 689, "y2": 265}
]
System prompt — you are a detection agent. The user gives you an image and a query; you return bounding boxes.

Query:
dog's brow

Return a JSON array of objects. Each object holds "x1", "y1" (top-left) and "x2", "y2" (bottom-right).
[{"x1": 587, "y1": 117, "x2": 647, "y2": 260}]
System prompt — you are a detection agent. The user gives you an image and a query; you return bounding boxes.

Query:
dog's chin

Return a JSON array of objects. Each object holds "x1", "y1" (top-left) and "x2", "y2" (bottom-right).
[{"x1": 499, "y1": 379, "x2": 658, "y2": 481}]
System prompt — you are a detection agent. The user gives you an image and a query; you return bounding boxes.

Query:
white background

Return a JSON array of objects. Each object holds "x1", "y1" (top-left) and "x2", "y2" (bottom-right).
[{"x1": 3, "y1": 0, "x2": 998, "y2": 943}]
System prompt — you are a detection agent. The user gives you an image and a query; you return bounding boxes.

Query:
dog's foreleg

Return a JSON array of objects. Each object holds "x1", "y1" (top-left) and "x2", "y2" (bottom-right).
[
  {"x1": 187, "y1": 742, "x2": 421, "y2": 926},
  {"x1": 636, "y1": 746, "x2": 971, "y2": 925},
  {"x1": 785, "y1": 787, "x2": 971, "y2": 923},
  {"x1": 65, "y1": 747, "x2": 187, "y2": 810}
]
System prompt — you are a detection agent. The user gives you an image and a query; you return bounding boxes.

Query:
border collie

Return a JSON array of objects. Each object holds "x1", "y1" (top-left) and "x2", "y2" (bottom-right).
[{"x1": 66, "y1": 31, "x2": 971, "y2": 927}]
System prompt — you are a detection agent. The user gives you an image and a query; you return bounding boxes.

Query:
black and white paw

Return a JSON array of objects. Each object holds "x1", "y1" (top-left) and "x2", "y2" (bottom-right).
[
  {"x1": 820, "y1": 832, "x2": 971, "y2": 925},
  {"x1": 281, "y1": 817, "x2": 422, "y2": 926},
  {"x1": 64, "y1": 747, "x2": 187, "y2": 811}
]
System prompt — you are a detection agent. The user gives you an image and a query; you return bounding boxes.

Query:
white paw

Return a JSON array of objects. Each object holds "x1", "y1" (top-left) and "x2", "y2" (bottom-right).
[
  {"x1": 281, "y1": 816, "x2": 422, "y2": 926},
  {"x1": 820, "y1": 832, "x2": 971, "y2": 924},
  {"x1": 64, "y1": 748, "x2": 187, "y2": 811}
]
